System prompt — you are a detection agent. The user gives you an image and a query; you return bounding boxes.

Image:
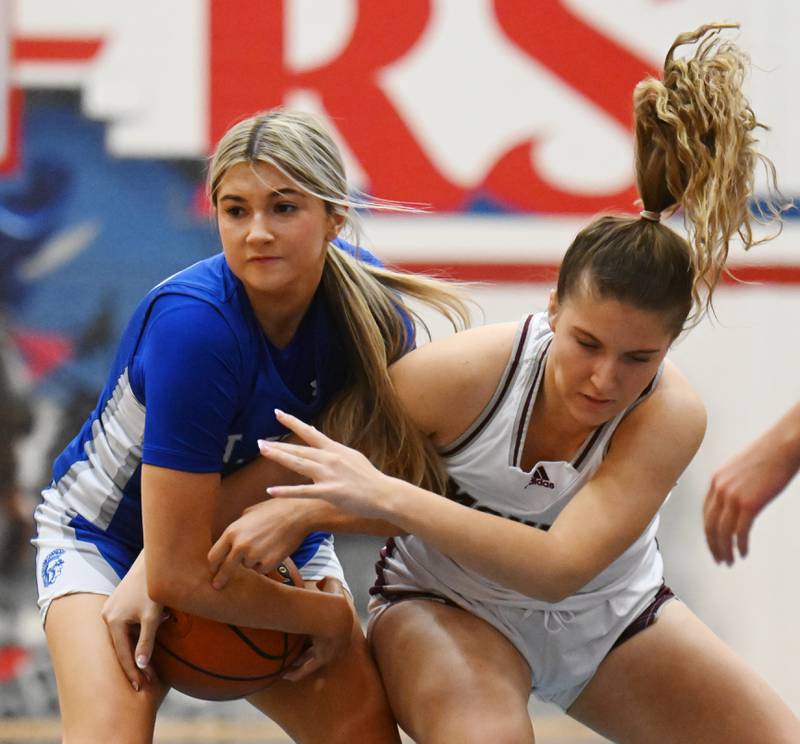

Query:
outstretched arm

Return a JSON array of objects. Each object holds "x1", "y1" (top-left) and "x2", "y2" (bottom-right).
[
  {"x1": 209, "y1": 449, "x2": 401, "y2": 590},
  {"x1": 263, "y1": 363, "x2": 706, "y2": 602},
  {"x1": 704, "y1": 401, "x2": 800, "y2": 565}
]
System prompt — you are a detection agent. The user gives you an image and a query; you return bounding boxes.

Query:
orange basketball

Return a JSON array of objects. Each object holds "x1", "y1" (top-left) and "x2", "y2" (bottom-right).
[{"x1": 152, "y1": 558, "x2": 309, "y2": 700}]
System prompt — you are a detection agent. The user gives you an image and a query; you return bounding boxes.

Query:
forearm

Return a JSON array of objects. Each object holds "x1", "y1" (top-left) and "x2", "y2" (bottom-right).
[
  {"x1": 215, "y1": 455, "x2": 305, "y2": 536},
  {"x1": 146, "y1": 552, "x2": 347, "y2": 636},
  {"x1": 766, "y1": 402, "x2": 800, "y2": 472},
  {"x1": 294, "y1": 498, "x2": 403, "y2": 536}
]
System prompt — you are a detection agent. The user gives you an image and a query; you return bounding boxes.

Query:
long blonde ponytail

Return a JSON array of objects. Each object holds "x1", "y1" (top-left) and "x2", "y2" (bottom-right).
[
  {"x1": 319, "y1": 245, "x2": 470, "y2": 494},
  {"x1": 633, "y1": 22, "x2": 785, "y2": 317},
  {"x1": 558, "y1": 23, "x2": 786, "y2": 333}
]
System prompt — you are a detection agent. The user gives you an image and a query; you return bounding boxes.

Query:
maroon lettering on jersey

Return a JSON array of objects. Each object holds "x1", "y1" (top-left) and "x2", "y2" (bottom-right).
[
  {"x1": 525, "y1": 465, "x2": 555, "y2": 489},
  {"x1": 448, "y1": 478, "x2": 550, "y2": 530}
]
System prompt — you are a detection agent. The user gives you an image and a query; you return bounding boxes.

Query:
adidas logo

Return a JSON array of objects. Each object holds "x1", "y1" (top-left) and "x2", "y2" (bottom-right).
[{"x1": 526, "y1": 465, "x2": 554, "y2": 489}]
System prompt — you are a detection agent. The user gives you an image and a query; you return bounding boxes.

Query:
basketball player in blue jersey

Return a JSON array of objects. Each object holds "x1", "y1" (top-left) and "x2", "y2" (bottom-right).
[
  {"x1": 229, "y1": 26, "x2": 800, "y2": 743},
  {"x1": 32, "y1": 109, "x2": 469, "y2": 744}
]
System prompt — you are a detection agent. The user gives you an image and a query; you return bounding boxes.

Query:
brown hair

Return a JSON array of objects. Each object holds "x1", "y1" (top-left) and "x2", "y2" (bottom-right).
[{"x1": 557, "y1": 23, "x2": 784, "y2": 334}]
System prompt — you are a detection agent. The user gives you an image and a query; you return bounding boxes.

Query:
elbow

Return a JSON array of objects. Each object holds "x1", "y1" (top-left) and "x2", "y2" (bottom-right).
[
  {"x1": 529, "y1": 565, "x2": 591, "y2": 604},
  {"x1": 526, "y1": 535, "x2": 597, "y2": 603},
  {"x1": 147, "y1": 567, "x2": 205, "y2": 608}
]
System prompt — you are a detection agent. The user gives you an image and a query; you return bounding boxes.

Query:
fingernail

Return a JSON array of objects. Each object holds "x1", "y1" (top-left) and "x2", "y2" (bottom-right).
[
  {"x1": 132, "y1": 680, "x2": 140, "y2": 692},
  {"x1": 257, "y1": 439, "x2": 270, "y2": 451},
  {"x1": 136, "y1": 655, "x2": 148, "y2": 669},
  {"x1": 266, "y1": 487, "x2": 274, "y2": 496},
  {"x1": 274, "y1": 408, "x2": 285, "y2": 417}
]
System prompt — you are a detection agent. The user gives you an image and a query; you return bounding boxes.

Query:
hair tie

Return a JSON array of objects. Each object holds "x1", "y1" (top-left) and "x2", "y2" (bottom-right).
[{"x1": 639, "y1": 210, "x2": 661, "y2": 223}]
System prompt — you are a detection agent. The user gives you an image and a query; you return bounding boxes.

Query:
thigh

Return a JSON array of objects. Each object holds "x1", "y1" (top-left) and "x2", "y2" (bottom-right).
[
  {"x1": 45, "y1": 593, "x2": 168, "y2": 744},
  {"x1": 568, "y1": 600, "x2": 800, "y2": 744},
  {"x1": 247, "y1": 600, "x2": 400, "y2": 744},
  {"x1": 370, "y1": 599, "x2": 535, "y2": 744}
]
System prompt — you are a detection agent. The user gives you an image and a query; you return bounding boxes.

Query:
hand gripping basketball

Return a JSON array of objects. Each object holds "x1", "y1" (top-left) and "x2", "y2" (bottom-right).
[{"x1": 151, "y1": 558, "x2": 309, "y2": 700}]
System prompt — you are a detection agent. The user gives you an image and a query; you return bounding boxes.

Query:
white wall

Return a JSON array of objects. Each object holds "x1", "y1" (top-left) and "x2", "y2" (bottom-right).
[{"x1": 666, "y1": 286, "x2": 800, "y2": 714}]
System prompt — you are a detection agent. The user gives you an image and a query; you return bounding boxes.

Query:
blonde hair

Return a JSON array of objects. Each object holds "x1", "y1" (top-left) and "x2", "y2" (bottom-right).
[
  {"x1": 559, "y1": 23, "x2": 785, "y2": 332},
  {"x1": 319, "y1": 249, "x2": 470, "y2": 493},
  {"x1": 209, "y1": 109, "x2": 470, "y2": 493},
  {"x1": 208, "y1": 108, "x2": 418, "y2": 239}
]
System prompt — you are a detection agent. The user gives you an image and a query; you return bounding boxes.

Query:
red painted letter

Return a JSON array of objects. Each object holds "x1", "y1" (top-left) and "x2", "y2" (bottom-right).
[
  {"x1": 485, "y1": 0, "x2": 657, "y2": 213},
  {"x1": 209, "y1": 0, "x2": 466, "y2": 208}
]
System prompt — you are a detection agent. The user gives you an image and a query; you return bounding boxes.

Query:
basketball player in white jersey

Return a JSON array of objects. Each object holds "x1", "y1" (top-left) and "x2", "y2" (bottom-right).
[{"x1": 231, "y1": 25, "x2": 800, "y2": 743}]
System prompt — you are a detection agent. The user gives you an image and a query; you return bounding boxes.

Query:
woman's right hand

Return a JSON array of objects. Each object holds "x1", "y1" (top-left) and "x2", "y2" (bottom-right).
[
  {"x1": 282, "y1": 576, "x2": 355, "y2": 683},
  {"x1": 100, "y1": 551, "x2": 167, "y2": 691},
  {"x1": 704, "y1": 437, "x2": 797, "y2": 564},
  {"x1": 259, "y1": 411, "x2": 397, "y2": 520},
  {"x1": 704, "y1": 402, "x2": 800, "y2": 565}
]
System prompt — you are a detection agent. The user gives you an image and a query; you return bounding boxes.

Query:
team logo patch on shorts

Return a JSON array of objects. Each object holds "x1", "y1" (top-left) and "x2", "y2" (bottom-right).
[{"x1": 42, "y1": 549, "x2": 66, "y2": 588}]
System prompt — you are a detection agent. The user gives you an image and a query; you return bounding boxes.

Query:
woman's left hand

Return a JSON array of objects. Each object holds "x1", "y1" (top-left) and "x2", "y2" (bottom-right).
[
  {"x1": 101, "y1": 552, "x2": 168, "y2": 691},
  {"x1": 260, "y1": 409, "x2": 395, "y2": 520}
]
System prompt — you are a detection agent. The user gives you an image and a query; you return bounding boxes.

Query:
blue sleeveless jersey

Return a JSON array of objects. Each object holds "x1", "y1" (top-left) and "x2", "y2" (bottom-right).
[{"x1": 41, "y1": 239, "x2": 395, "y2": 579}]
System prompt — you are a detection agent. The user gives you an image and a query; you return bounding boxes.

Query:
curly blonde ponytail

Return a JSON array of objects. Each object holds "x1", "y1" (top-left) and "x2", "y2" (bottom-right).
[
  {"x1": 634, "y1": 22, "x2": 784, "y2": 315},
  {"x1": 558, "y1": 23, "x2": 785, "y2": 332}
]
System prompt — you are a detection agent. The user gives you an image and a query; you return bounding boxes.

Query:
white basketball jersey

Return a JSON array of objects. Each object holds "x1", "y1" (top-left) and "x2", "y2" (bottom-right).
[{"x1": 382, "y1": 313, "x2": 664, "y2": 614}]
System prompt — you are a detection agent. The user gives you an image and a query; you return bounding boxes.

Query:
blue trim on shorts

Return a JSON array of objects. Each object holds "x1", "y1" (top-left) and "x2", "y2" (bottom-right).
[
  {"x1": 69, "y1": 513, "x2": 140, "y2": 580},
  {"x1": 290, "y1": 530, "x2": 330, "y2": 569}
]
